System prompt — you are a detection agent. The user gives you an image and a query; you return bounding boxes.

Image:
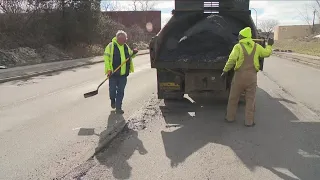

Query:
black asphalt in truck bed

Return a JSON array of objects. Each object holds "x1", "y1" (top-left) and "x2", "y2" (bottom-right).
[{"x1": 158, "y1": 14, "x2": 245, "y2": 63}]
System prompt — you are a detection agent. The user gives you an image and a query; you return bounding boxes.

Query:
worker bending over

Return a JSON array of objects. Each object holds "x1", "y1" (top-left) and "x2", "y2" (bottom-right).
[
  {"x1": 221, "y1": 27, "x2": 274, "y2": 127},
  {"x1": 104, "y1": 30, "x2": 138, "y2": 114}
]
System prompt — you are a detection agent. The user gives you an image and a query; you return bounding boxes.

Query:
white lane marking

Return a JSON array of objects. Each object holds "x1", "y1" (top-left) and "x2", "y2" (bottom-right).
[
  {"x1": 272, "y1": 167, "x2": 300, "y2": 179},
  {"x1": 188, "y1": 112, "x2": 196, "y2": 117},
  {"x1": 298, "y1": 149, "x2": 320, "y2": 158}
]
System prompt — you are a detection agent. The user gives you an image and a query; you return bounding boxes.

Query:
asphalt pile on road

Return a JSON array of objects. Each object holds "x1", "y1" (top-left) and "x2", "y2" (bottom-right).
[
  {"x1": 158, "y1": 14, "x2": 245, "y2": 63},
  {"x1": 126, "y1": 98, "x2": 161, "y2": 131}
]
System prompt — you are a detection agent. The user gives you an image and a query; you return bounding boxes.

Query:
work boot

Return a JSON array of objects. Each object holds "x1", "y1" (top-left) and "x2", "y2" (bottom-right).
[
  {"x1": 225, "y1": 118, "x2": 235, "y2": 123},
  {"x1": 245, "y1": 122, "x2": 256, "y2": 127},
  {"x1": 116, "y1": 109, "x2": 124, "y2": 114},
  {"x1": 224, "y1": 112, "x2": 235, "y2": 123},
  {"x1": 111, "y1": 99, "x2": 115, "y2": 109}
]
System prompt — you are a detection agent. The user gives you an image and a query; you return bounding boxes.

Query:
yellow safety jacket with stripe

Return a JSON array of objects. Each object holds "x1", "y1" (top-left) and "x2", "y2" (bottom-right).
[
  {"x1": 104, "y1": 37, "x2": 136, "y2": 76},
  {"x1": 223, "y1": 38, "x2": 273, "y2": 72}
]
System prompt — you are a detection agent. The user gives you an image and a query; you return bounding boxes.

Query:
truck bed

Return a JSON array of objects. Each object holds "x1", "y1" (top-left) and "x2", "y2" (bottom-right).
[
  {"x1": 154, "y1": 60, "x2": 227, "y2": 70},
  {"x1": 155, "y1": 14, "x2": 244, "y2": 65}
]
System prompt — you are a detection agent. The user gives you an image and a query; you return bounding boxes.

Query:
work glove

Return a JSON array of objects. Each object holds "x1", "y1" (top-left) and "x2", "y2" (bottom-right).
[
  {"x1": 220, "y1": 71, "x2": 227, "y2": 79},
  {"x1": 133, "y1": 48, "x2": 139, "y2": 55},
  {"x1": 268, "y1": 38, "x2": 274, "y2": 46}
]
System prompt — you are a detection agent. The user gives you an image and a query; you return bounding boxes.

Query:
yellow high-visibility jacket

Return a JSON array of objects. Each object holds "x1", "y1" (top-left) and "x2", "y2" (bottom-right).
[
  {"x1": 223, "y1": 38, "x2": 273, "y2": 72},
  {"x1": 104, "y1": 37, "x2": 136, "y2": 75}
]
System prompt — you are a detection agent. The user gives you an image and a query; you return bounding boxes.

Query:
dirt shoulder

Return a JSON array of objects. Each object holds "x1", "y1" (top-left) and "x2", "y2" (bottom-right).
[
  {"x1": 273, "y1": 51, "x2": 320, "y2": 68},
  {"x1": 273, "y1": 39, "x2": 320, "y2": 57},
  {"x1": 272, "y1": 38, "x2": 320, "y2": 68},
  {"x1": 0, "y1": 42, "x2": 149, "y2": 68}
]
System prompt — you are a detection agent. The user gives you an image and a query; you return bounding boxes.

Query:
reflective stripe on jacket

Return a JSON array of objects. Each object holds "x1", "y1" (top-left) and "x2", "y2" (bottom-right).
[
  {"x1": 223, "y1": 38, "x2": 273, "y2": 72},
  {"x1": 104, "y1": 37, "x2": 136, "y2": 75}
]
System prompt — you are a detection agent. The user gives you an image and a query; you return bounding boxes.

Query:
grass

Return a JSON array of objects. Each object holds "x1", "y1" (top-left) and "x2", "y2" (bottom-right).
[{"x1": 274, "y1": 39, "x2": 320, "y2": 57}]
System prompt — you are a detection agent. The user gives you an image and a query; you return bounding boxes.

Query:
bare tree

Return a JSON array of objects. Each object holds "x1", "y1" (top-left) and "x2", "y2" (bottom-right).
[
  {"x1": 298, "y1": 4, "x2": 314, "y2": 26},
  {"x1": 259, "y1": 19, "x2": 279, "y2": 38},
  {"x1": 139, "y1": 0, "x2": 157, "y2": 11},
  {"x1": 297, "y1": 1, "x2": 320, "y2": 34},
  {"x1": 103, "y1": 0, "x2": 121, "y2": 11},
  {"x1": 0, "y1": 0, "x2": 25, "y2": 13},
  {"x1": 127, "y1": 0, "x2": 157, "y2": 11},
  {"x1": 131, "y1": 0, "x2": 139, "y2": 11}
]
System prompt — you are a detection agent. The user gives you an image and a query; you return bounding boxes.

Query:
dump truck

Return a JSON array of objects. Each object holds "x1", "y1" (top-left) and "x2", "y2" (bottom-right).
[{"x1": 149, "y1": 0, "x2": 266, "y2": 100}]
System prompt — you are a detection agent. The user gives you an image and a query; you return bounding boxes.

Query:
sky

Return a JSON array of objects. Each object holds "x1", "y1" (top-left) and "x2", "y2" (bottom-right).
[{"x1": 101, "y1": 1, "x2": 319, "y2": 28}]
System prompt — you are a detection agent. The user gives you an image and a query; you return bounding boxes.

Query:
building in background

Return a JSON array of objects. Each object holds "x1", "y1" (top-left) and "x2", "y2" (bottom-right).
[
  {"x1": 274, "y1": 24, "x2": 320, "y2": 40},
  {"x1": 103, "y1": 11, "x2": 161, "y2": 35}
]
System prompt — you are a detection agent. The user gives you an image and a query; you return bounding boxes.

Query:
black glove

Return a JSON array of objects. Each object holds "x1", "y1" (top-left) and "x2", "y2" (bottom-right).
[
  {"x1": 133, "y1": 48, "x2": 139, "y2": 55},
  {"x1": 268, "y1": 38, "x2": 274, "y2": 46},
  {"x1": 221, "y1": 72, "x2": 227, "y2": 78}
]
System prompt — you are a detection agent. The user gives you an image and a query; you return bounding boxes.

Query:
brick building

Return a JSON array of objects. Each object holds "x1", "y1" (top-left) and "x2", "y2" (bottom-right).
[{"x1": 274, "y1": 24, "x2": 320, "y2": 40}]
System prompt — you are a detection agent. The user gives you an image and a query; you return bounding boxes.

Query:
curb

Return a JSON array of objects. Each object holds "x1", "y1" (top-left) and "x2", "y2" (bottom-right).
[
  {"x1": 0, "y1": 52, "x2": 149, "y2": 83},
  {"x1": 273, "y1": 53, "x2": 320, "y2": 69}
]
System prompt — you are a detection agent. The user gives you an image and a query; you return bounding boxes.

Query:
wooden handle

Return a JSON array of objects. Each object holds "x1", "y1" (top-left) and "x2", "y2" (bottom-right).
[
  {"x1": 97, "y1": 56, "x2": 132, "y2": 90},
  {"x1": 253, "y1": 39, "x2": 264, "y2": 41},
  {"x1": 112, "y1": 57, "x2": 131, "y2": 74}
]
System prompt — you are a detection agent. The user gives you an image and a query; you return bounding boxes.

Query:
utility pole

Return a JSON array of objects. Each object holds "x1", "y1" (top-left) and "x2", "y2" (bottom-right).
[
  {"x1": 251, "y1": 8, "x2": 258, "y2": 29},
  {"x1": 312, "y1": 9, "x2": 316, "y2": 34}
]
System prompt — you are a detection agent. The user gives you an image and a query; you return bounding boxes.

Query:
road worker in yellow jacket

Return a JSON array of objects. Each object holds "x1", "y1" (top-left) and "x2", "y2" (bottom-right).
[
  {"x1": 104, "y1": 30, "x2": 138, "y2": 114},
  {"x1": 221, "y1": 27, "x2": 274, "y2": 127}
]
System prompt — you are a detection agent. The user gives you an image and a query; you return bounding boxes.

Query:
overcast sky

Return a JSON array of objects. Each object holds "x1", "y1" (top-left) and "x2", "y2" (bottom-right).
[{"x1": 101, "y1": 1, "x2": 319, "y2": 28}]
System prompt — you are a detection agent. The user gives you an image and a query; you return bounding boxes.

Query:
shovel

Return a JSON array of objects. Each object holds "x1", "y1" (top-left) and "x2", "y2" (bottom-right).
[{"x1": 83, "y1": 55, "x2": 133, "y2": 98}]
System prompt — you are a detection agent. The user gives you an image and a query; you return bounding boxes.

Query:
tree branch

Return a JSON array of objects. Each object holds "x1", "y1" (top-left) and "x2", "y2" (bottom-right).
[{"x1": 258, "y1": 19, "x2": 279, "y2": 34}]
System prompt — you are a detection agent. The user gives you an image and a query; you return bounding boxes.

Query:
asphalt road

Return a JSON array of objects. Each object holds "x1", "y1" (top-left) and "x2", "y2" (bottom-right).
[
  {"x1": 1, "y1": 55, "x2": 320, "y2": 180},
  {"x1": 62, "y1": 56, "x2": 320, "y2": 180},
  {"x1": 262, "y1": 56, "x2": 320, "y2": 114},
  {"x1": 0, "y1": 54, "x2": 156, "y2": 180}
]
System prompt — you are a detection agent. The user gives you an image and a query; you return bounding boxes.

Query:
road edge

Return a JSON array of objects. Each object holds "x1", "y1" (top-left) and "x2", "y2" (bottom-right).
[
  {"x1": 273, "y1": 52, "x2": 320, "y2": 69},
  {"x1": 0, "y1": 52, "x2": 149, "y2": 83}
]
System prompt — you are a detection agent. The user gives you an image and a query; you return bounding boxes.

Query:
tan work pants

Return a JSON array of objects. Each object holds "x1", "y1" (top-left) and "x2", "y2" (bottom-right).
[{"x1": 226, "y1": 74, "x2": 257, "y2": 125}]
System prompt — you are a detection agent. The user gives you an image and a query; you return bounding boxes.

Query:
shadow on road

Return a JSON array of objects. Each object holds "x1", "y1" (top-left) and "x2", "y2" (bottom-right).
[
  {"x1": 160, "y1": 87, "x2": 320, "y2": 180},
  {"x1": 94, "y1": 111, "x2": 148, "y2": 180},
  {"x1": 77, "y1": 111, "x2": 148, "y2": 179}
]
